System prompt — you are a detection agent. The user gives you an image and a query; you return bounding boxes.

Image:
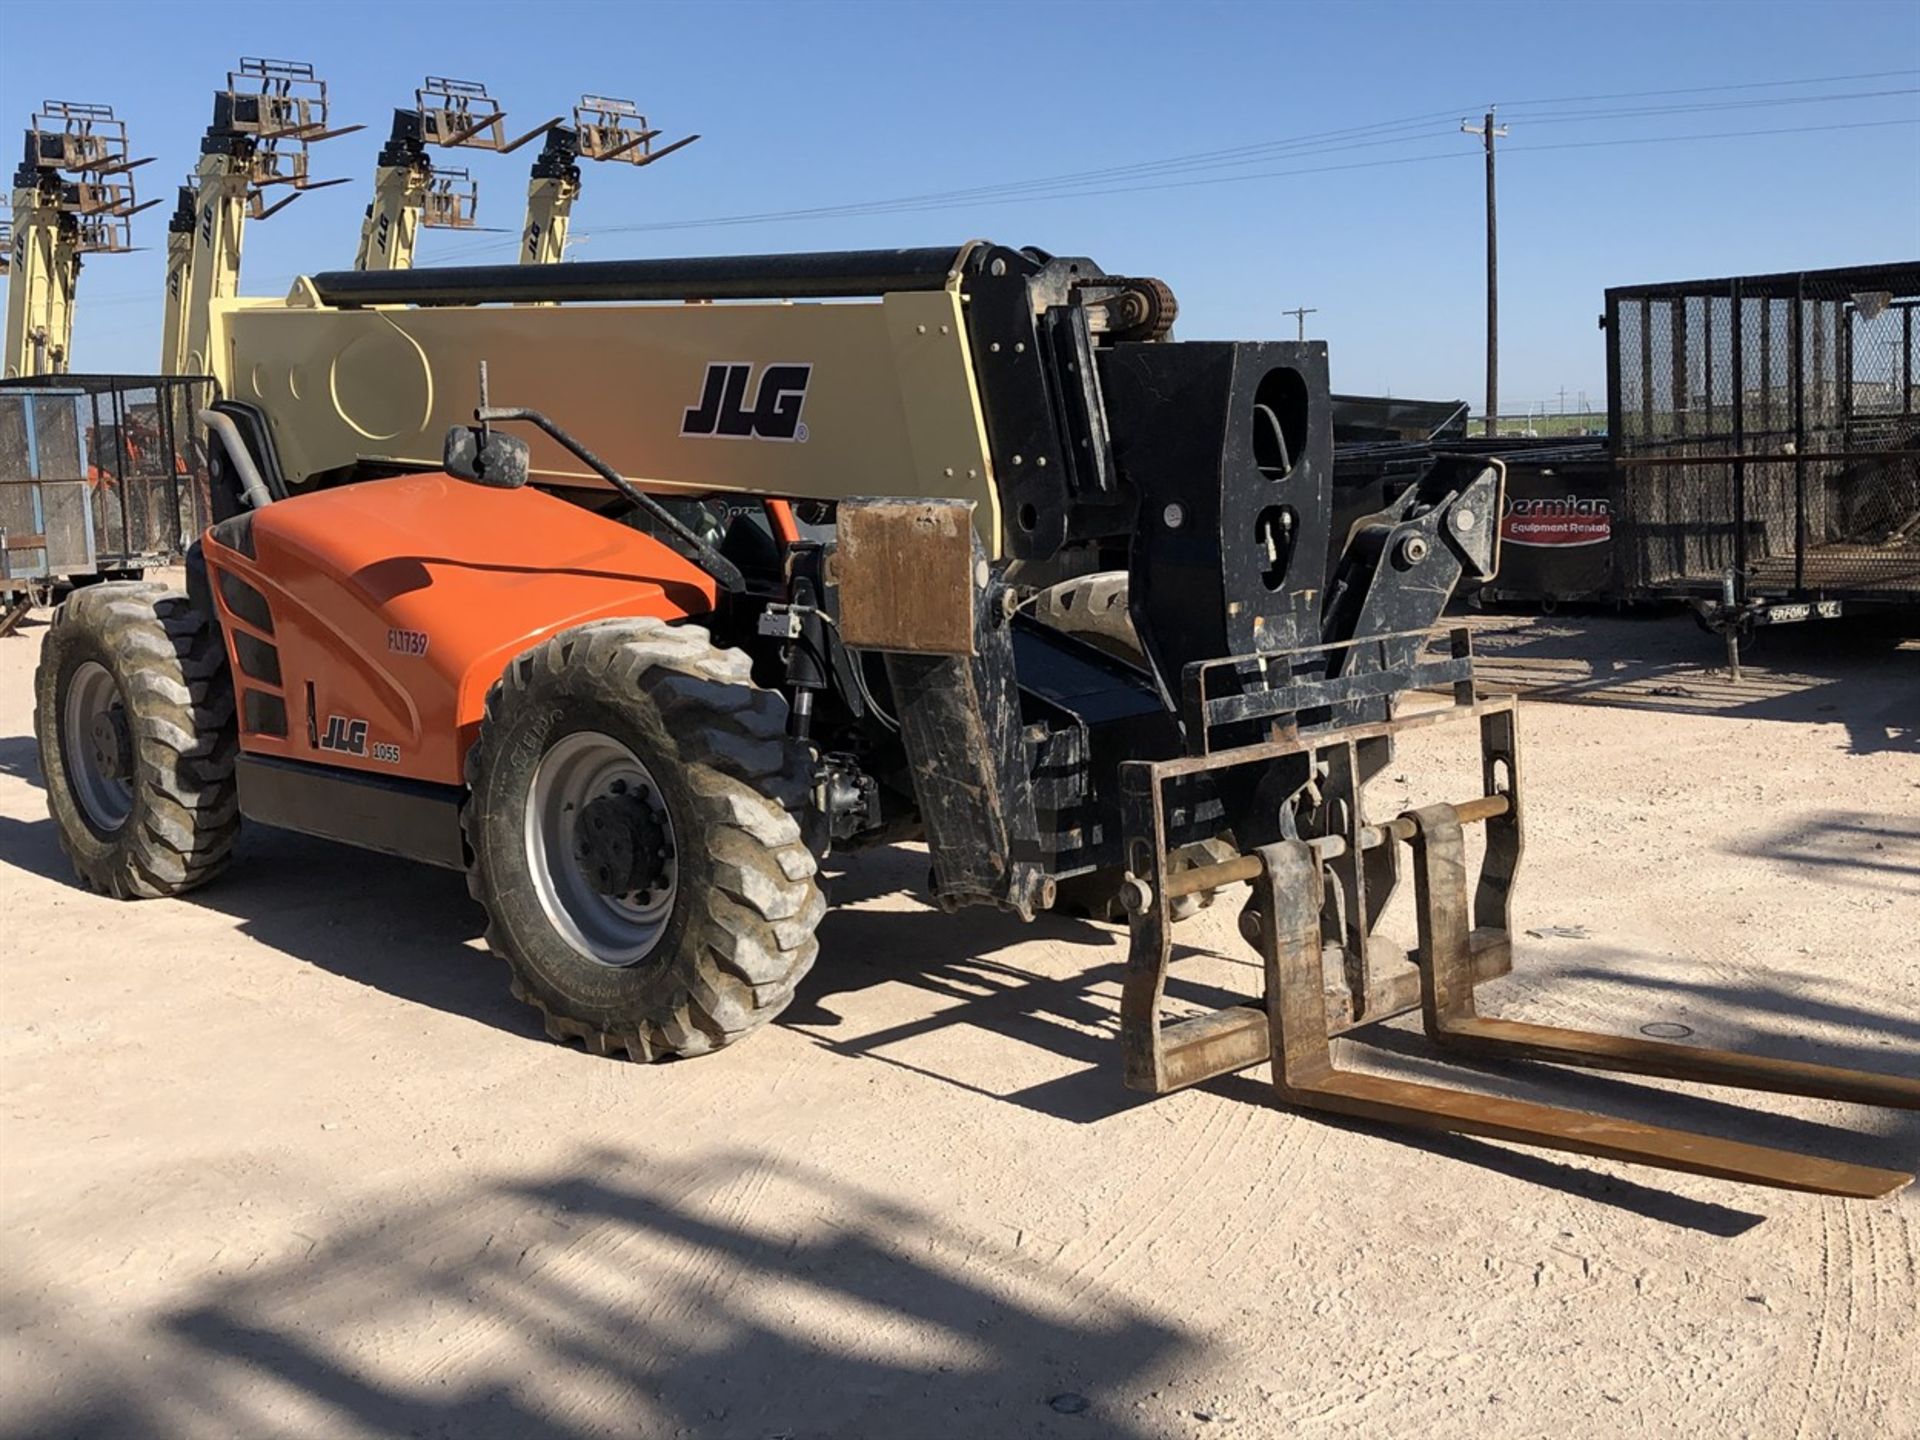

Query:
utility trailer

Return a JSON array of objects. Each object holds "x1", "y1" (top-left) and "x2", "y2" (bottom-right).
[
  {"x1": 32, "y1": 243, "x2": 1918, "y2": 1198},
  {"x1": 0, "y1": 375, "x2": 212, "y2": 633},
  {"x1": 1606, "y1": 261, "x2": 1920, "y2": 668}
]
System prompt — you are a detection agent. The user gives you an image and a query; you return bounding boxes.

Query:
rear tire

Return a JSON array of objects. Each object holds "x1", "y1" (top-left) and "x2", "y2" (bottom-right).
[
  {"x1": 464, "y1": 617, "x2": 824, "y2": 1061},
  {"x1": 33, "y1": 581, "x2": 239, "y2": 898}
]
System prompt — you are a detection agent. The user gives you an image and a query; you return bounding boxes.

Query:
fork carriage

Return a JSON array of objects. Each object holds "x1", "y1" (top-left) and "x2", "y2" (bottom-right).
[{"x1": 1119, "y1": 628, "x2": 1918, "y2": 1198}]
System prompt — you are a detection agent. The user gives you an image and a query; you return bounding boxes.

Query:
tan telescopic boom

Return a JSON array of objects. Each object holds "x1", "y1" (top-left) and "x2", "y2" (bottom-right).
[
  {"x1": 354, "y1": 77, "x2": 558, "y2": 274},
  {"x1": 158, "y1": 183, "x2": 196, "y2": 374}
]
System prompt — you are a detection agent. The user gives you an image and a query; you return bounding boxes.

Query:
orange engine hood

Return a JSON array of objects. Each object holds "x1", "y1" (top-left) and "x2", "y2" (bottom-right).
[{"x1": 204, "y1": 473, "x2": 720, "y2": 785}]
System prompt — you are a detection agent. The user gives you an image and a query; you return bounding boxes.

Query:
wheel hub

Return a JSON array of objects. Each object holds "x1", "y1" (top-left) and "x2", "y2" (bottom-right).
[
  {"x1": 62, "y1": 659, "x2": 135, "y2": 833},
  {"x1": 525, "y1": 730, "x2": 679, "y2": 968},
  {"x1": 88, "y1": 707, "x2": 133, "y2": 781},
  {"x1": 575, "y1": 787, "x2": 672, "y2": 899}
]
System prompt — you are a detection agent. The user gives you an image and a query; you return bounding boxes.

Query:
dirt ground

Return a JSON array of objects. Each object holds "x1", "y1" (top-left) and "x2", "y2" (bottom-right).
[{"x1": 2, "y1": 603, "x2": 1916, "y2": 1440}]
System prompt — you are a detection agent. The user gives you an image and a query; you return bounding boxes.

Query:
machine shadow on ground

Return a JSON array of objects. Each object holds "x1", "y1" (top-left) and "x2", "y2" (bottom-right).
[
  {"x1": 1466, "y1": 608, "x2": 1919, "y2": 754},
  {"x1": 0, "y1": 1146, "x2": 1195, "y2": 1440},
  {"x1": 0, "y1": 734, "x2": 542, "y2": 1044},
  {"x1": 0, "y1": 732, "x2": 38, "y2": 785},
  {"x1": 791, "y1": 847, "x2": 1920, "y2": 1228},
  {"x1": 1730, "y1": 808, "x2": 1920, "y2": 891}
]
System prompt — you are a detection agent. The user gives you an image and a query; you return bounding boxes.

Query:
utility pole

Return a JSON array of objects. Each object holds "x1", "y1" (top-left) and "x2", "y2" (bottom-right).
[
  {"x1": 1283, "y1": 304, "x2": 1317, "y2": 342},
  {"x1": 1462, "y1": 109, "x2": 1507, "y2": 436}
]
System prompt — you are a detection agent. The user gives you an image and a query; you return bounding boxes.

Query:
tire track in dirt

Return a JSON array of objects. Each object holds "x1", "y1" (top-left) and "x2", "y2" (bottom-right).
[
  {"x1": 1857, "y1": 1201, "x2": 1887, "y2": 1427},
  {"x1": 1214, "y1": 1103, "x2": 1328, "y2": 1274},
  {"x1": 1792, "y1": 1201, "x2": 1845, "y2": 1440},
  {"x1": 1894, "y1": 1207, "x2": 1920, "y2": 1415},
  {"x1": 1846, "y1": 1199, "x2": 1915, "y2": 1434},
  {"x1": 1055, "y1": 1096, "x2": 1252, "y2": 1310},
  {"x1": 1832, "y1": 1200, "x2": 1862, "y2": 1427}
]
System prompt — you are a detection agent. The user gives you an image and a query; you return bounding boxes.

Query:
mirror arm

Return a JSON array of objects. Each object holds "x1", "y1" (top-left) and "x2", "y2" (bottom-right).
[{"x1": 474, "y1": 404, "x2": 747, "y2": 597}]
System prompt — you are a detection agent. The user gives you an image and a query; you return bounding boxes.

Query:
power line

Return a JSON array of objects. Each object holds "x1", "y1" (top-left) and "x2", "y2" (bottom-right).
[
  {"x1": 417, "y1": 72, "x2": 1920, "y2": 256},
  {"x1": 594, "y1": 114, "x2": 1919, "y2": 235},
  {"x1": 428, "y1": 108, "x2": 1920, "y2": 260},
  {"x1": 739, "y1": 74, "x2": 1920, "y2": 218},
  {"x1": 585, "y1": 90, "x2": 1917, "y2": 237},
  {"x1": 423, "y1": 105, "x2": 1920, "y2": 264},
  {"x1": 56, "y1": 66, "x2": 1920, "y2": 280},
  {"x1": 1487, "y1": 66, "x2": 1919, "y2": 111},
  {"x1": 1502, "y1": 114, "x2": 1918, "y2": 156},
  {"x1": 1496, "y1": 85, "x2": 1918, "y2": 125},
  {"x1": 598, "y1": 113, "x2": 1471, "y2": 231},
  {"x1": 316, "y1": 78, "x2": 1920, "y2": 263}
]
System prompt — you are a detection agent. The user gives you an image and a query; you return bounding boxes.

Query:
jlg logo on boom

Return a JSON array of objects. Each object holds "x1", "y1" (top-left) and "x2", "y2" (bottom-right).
[{"x1": 681, "y1": 362, "x2": 812, "y2": 442}]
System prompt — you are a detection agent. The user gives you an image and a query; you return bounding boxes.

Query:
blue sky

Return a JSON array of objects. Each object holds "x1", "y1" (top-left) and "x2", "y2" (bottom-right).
[{"x1": 2, "y1": 0, "x2": 1916, "y2": 412}]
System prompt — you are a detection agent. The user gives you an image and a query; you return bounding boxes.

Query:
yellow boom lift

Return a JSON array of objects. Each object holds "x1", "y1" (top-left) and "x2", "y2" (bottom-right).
[
  {"x1": 176, "y1": 58, "x2": 360, "y2": 376},
  {"x1": 354, "y1": 77, "x2": 559, "y2": 272},
  {"x1": 520, "y1": 95, "x2": 698, "y2": 266},
  {"x1": 159, "y1": 180, "x2": 196, "y2": 375},
  {"x1": 3, "y1": 101, "x2": 152, "y2": 378}
]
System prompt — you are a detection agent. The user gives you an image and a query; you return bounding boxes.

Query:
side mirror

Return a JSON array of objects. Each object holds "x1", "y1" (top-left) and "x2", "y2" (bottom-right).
[{"x1": 443, "y1": 425, "x2": 530, "y2": 489}]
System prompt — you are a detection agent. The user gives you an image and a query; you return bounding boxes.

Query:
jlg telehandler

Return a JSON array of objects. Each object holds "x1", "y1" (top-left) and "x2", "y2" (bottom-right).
[{"x1": 34, "y1": 243, "x2": 1919, "y2": 1196}]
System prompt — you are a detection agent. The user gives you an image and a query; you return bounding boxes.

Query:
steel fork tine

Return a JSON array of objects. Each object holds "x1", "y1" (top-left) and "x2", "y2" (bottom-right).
[
  {"x1": 1402, "y1": 805, "x2": 1920, "y2": 1111},
  {"x1": 1258, "y1": 838, "x2": 1912, "y2": 1200}
]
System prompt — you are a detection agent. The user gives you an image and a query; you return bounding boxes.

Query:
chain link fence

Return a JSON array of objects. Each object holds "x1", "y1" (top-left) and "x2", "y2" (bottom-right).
[{"x1": 1606, "y1": 262, "x2": 1920, "y2": 601}]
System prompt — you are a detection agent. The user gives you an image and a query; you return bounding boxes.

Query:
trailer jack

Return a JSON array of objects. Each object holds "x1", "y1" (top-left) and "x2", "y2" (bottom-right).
[{"x1": 1120, "y1": 642, "x2": 1918, "y2": 1199}]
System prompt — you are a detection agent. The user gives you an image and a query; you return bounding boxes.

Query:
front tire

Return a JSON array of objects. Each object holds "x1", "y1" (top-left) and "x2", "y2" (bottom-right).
[
  {"x1": 464, "y1": 618, "x2": 824, "y2": 1061},
  {"x1": 33, "y1": 582, "x2": 239, "y2": 898}
]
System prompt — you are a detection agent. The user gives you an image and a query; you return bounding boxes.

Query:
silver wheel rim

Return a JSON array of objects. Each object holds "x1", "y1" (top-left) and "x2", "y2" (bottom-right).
[
  {"x1": 62, "y1": 659, "x2": 134, "y2": 834},
  {"x1": 526, "y1": 730, "x2": 678, "y2": 967}
]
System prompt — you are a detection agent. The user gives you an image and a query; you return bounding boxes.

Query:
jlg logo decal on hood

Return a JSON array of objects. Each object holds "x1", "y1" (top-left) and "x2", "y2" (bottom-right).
[
  {"x1": 681, "y1": 362, "x2": 811, "y2": 442},
  {"x1": 317, "y1": 715, "x2": 401, "y2": 764},
  {"x1": 318, "y1": 715, "x2": 369, "y2": 756}
]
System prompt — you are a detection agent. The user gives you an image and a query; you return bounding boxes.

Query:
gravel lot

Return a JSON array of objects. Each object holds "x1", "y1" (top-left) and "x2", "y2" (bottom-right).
[{"x1": 3, "y1": 603, "x2": 1916, "y2": 1440}]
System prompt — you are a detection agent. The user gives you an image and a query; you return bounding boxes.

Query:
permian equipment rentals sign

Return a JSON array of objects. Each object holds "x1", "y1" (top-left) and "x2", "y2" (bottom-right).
[
  {"x1": 1500, "y1": 494, "x2": 1612, "y2": 548},
  {"x1": 1477, "y1": 457, "x2": 1618, "y2": 603}
]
